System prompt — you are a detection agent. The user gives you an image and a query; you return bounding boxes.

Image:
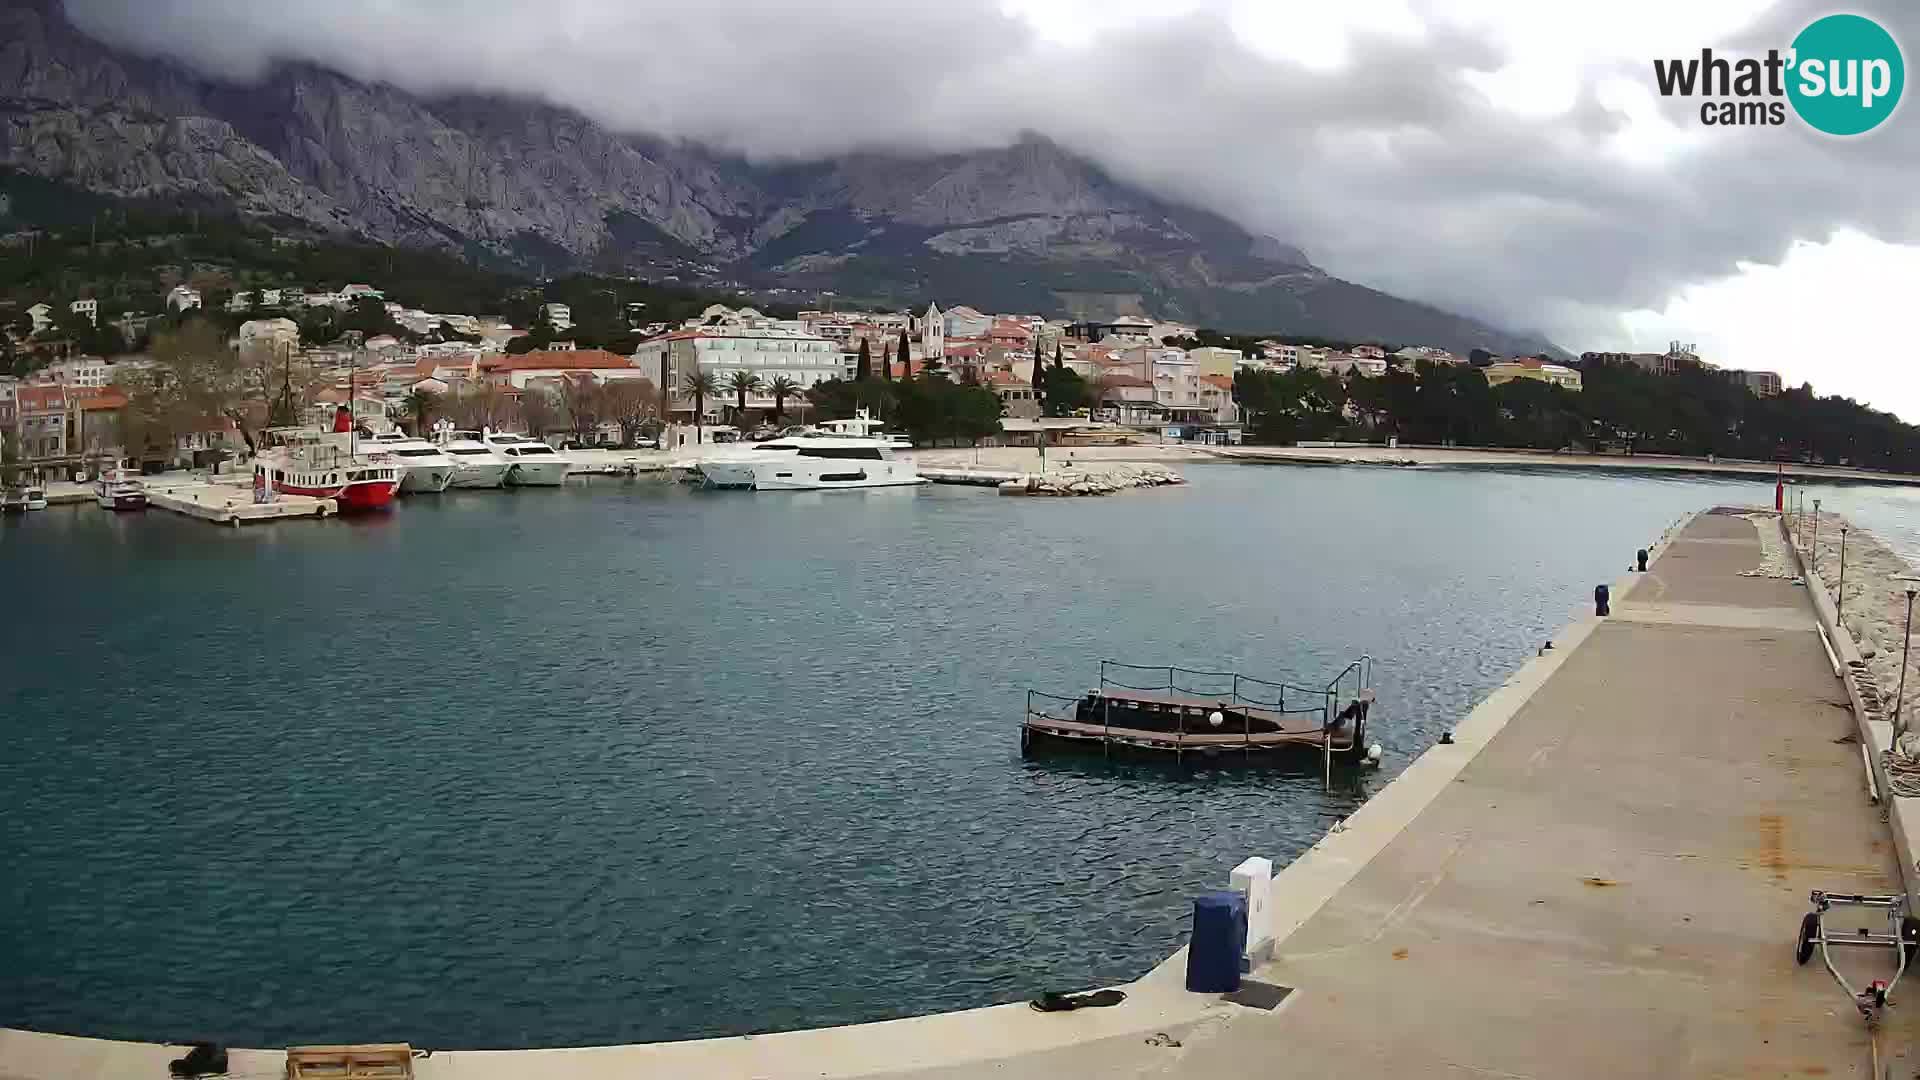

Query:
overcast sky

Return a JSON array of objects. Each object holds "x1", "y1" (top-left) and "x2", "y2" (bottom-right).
[{"x1": 63, "y1": 0, "x2": 1920, "y2": 418}]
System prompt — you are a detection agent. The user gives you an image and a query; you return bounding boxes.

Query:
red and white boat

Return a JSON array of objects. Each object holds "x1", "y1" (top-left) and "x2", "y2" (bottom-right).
[{"x1": 253, "y1": 422, "x2": 402, "y2": 513}]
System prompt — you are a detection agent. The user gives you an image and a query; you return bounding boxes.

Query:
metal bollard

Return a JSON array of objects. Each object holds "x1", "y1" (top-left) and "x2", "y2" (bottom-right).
[
  {"x1": 1594, "y1": 584, "x2": 1610, "y2": 617},
  {"x1": 1636, "y1": 548, "x2": 1648, "y2": 573}
]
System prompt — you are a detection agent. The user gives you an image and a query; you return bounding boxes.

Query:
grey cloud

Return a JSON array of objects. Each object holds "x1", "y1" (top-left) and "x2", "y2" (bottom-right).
[{"x1": 57, "y1": 0, "x2": 1920, "y2": 351}]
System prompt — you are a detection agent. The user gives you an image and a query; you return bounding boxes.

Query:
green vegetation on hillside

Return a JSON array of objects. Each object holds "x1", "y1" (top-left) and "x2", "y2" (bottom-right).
[{"x1": 1236, "y1": 359, "x2": 1920, "y2": 471}]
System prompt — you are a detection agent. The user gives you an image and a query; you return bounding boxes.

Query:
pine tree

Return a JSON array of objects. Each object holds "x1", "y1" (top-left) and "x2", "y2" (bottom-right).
[
  {"x1": 896, "y1": 330, "x2": 910, "y2": 380},
  {"x1": 856, "y1": 338, "x2": 871, "y2": 382}
]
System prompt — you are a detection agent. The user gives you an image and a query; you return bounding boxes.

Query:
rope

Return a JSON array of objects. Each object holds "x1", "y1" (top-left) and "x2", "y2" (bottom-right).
[{"x1": 1882, "y1": 742, "x2": 1920, "y2": 799}]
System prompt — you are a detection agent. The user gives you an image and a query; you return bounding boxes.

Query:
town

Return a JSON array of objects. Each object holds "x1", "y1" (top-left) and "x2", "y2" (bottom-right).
[{"x1": 0, "y1": 271, "x2": 1800, "y2": 489}]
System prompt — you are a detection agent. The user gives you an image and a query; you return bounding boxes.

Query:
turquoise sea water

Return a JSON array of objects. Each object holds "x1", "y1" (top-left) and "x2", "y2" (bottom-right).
[{"x1": 0, "y1": 464, "x2": 1787, "y2": 1047}]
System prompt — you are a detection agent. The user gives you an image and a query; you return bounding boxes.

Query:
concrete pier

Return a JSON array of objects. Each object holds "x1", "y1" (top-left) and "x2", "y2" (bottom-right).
[{"x1": 3, "y1": 507, "x2": 1907, "y2": 1078}]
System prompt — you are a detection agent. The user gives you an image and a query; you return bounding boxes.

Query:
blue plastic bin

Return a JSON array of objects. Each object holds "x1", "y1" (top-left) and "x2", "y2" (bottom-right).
[{"x1": 1186, "y1": 890, "x2": 1247, "y2": 993}]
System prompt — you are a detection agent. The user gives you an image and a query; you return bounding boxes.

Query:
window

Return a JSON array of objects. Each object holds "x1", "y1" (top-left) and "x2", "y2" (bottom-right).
[{"x1": 799, "y1": 446, "x2": 882, "y2": 460}]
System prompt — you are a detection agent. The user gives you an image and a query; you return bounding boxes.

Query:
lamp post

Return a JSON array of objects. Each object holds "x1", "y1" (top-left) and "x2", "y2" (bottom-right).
[
  {"x1": 1897, "y1": 577, "x2": 1920, "y2": 740},
  {"x1": 1811, "y1": 498, "x2": 1820, "y2": 573},
  {"x1": 1838, "y1": 526, "x2": 1848, "y2": 620}
]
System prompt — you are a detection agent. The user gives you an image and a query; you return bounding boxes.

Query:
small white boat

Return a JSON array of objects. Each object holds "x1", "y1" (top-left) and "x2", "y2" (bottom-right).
[
  {"x1": 484, "y1": 432, "x2": 570, "y2": 487},
  {"x1": 440, "y1": 431, "x2": 512, "y2": 490},
  {"x1": 93, "y1": 469, "x2": 149, "y2": 510},
  {"x1": 24, "y1": 486, "x2": 48, "y2": 511},
  {"x1": 366, "y1": 433, "x2": 456, "y2": 494}
]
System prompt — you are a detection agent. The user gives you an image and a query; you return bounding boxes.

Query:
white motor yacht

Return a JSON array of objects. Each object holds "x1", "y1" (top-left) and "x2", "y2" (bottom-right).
[
  {"x1": 484, "y1": 432, "x2": 571, "y2": 486},
  {"x1": 366, "y1": 433, "x2": 456, "y2": 493},
  {"x1": 439, "y1": 431, "x2": 512, "y2": 489},
  {"x1": 697, "y1": 436, "x2": 924, "y2": 491}
]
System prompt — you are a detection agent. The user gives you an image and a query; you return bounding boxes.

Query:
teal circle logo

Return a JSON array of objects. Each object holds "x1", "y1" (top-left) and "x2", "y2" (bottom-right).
[{"x1": 1788, "y1": 14, "x2": 1904, "y2": 135}]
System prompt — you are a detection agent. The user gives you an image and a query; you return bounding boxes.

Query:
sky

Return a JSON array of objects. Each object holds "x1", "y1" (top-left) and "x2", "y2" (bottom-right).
[{"x1": 59, "y1": 0, "x2": 1920, "y2": 419}]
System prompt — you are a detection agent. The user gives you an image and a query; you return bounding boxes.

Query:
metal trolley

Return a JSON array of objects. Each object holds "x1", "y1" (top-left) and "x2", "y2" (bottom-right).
[{"x1": 1795, "y1": 890, "x2": 1920, "y2": 1029}]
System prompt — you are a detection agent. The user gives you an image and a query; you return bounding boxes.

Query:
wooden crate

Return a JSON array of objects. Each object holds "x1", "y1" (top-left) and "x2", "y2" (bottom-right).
[{"x1": 285, "y1": 1043, "x2": 414, "y2": 1079}]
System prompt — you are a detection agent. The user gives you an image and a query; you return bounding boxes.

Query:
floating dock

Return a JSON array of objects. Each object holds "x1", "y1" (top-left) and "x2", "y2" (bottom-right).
[{"x1": 148, "y1": 485, "x2": 334, "y2": 526}]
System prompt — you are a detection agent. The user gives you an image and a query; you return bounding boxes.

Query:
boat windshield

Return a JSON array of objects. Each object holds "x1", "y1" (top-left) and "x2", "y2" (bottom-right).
[
  {"x1": 446, "y1": 447, "x2": 491, "y2": 456},
  {"x1": 392, "y1": 448, "x2": 442, "y2": 458},
  {"x1": 517, "y1": 445, "x2": 557, "y2": 456}
]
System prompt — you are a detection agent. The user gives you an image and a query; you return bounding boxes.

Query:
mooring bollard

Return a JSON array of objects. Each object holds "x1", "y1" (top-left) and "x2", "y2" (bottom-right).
[
  {"x1": 1636, "y1": 548, "x2": 1648, "y2": 573},
  {"x1": 1594, "y1": 584, "x2": 1610, "y2": 617},
  {"x1": 1186, "y1": 891, "x2": 1247, "y2": 994}
]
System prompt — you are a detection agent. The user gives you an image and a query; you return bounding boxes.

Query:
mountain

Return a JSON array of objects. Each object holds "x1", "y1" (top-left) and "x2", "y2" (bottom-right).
[{"x1": 0, "y1": 0, "x2": 1559, "y2": 356}]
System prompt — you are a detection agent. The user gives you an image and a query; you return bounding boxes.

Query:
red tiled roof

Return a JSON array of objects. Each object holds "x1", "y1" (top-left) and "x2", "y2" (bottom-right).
[
  {"x1": 1098, "y1": 374, "x2": 1150, "y2": 387},
  {"x1": 74, "y1": 388, "x2": 129, "y2": 410},
  {"x1": 479, "y1": 349, "x2": 632, "y2": 372},
  {"x1": 985, "y1": 371, "x2": 1031, "y2": 387},
  {"x1": 16, "y1": 385, "x2": 67, "y2": 411},
  {"x1": 1200, "y1": 374, "x2": 1235, "y2": 389}
]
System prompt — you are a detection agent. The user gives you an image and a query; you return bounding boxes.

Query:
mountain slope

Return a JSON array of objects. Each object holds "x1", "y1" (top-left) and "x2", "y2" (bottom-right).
[{"x1": 0, "y1": 0, "x2": 1559, "y2": 355}]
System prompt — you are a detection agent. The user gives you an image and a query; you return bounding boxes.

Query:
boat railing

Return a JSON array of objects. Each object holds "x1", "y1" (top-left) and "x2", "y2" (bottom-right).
[{"x1": 1096, "y1": 660, "x2": 1331, "y2": 723}]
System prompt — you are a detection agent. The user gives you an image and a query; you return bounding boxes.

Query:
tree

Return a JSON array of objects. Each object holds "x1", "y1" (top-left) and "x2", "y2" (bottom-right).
[
  {"x1": 766, "y1": 375, "x2": 800, "y2": 420},
  {"x1": 131, "y1": 318, "x2": 263, "y2": 456},
  {"x1": 1031, "y1": 339, "x2": 1045, "y2": 402},
  {"x1": 519, "y1": 390, "x2": 565, "y2": 437},
  {"x1": 402, "y1": 388, "x2": 440, "y2": 436},
  {"x1": 601, "y1": 379, "x2": 660, "y2": 447},
  {"x1": 560, "y1": 375, "x2": 605, "y2": 441},
  {"x1": 855, "y1": 338, "x2": 872, "y2": 382},
  {"x1": 450, "y1": 383, "x2": 514, "y2": 431},
  {"x1": 679, "y1": 369, "x2": 720, "y2": 444},
  {"x1": 1042, "y1": 367, "x2": 1089, "y2": 417},
  {"x1": 892, "y1": 330, "x2": 907, "y2": 380},
  {"x1": 948, "y1": 383, "x2": 1005, "y2": 446},
  {"x1": 724, "y1": 369, "x2": 763, "y2": 424},
  {"x1": 0, "y1": 428, "x2": 19, "y2": 485}
]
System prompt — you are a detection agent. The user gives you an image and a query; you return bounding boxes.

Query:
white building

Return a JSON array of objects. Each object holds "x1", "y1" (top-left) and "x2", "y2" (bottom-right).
[
  {"x1": 237, "y1": 318, "x2": 301, "y2": 354},
  {"x1": 922, "y1": 302, "x2": 945, "y2": 360},
  {"x1": 633, "y1": 323, "x2": 842, "y2": 420},
  {"x1": 166, "y1": 286, "x2": 202, "y2": 312},
  {"x1": 340, "y1": 284, "x2": 384, "y2": 304},
  {"x1": 40, "y1": 356, "x2": 112, "y2": 389},
  {"x1": 69, "y1": 298, "x2": 98, "y2": 327},
  {"x1": 943, "y1": 306, "x2": 992, "y2": 340},
  {"x1": 26, "y1": 302, "x2": 52, "y2": 334},
  {"x1": 257, "y1": 289, "x2": 283, "y2": 308},
  {"x1": 226, "y1": 291, "x2": 254, "y2": 313},
  {"x1": 542, "y1": 303, "x2": 573, "y2": 330}
]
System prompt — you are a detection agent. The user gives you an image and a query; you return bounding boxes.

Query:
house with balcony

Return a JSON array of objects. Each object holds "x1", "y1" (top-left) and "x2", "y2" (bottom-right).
[{"x1": 166, "y1": 285, "x2": 202, "y2": 312}]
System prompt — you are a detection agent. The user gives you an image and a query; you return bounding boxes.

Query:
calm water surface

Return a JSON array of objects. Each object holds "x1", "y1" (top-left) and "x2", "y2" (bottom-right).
[{"x1": 0, "y1": 464, "x2": 1782, "y2": 1047}]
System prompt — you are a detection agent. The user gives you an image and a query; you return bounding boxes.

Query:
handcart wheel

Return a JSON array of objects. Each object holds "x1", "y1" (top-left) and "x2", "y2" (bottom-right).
[{"x1": 1797, "y1": 912, "x2": 1820, "y2": 966}]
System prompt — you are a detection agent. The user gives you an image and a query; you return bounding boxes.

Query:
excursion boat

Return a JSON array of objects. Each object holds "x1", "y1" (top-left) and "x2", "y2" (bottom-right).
[
  {"x1": 365, "y1": 433, "x2": 457, "y2": 494},
  {"x1": 439, "y1": 431, "x2": 513, "y2": 489},
  {"x1": 93, "y1": 469, "x2": 149, "y2": 511},
  {"x1": 24, "y1": 486, "x2": 47, "y2": 511},
  {"x1": 483, "y1": 432, "x2": 570, "y2": 487},
  {"x1": 253, "y1": 427, "x2": 402, "y2": 512}
]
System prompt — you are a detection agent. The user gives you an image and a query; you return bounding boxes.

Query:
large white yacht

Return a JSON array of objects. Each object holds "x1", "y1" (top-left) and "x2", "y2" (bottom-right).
[
  {"x1": 484, "y1": 432, "x2": 571, "y2": 486},
  {"x1": 366, "y1": 433, "x2": 456, "y2": 493},
  {"x1": 697, "y1": 412, "x2": 924, "y2": 491},
  {"x1": 439, "y1": 431, "x2": 512, "y2": 489}
]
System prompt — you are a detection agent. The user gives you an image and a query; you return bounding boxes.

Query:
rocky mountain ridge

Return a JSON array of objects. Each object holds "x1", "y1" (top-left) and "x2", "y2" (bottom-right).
[{"x1": 0, "y1": 0, "x2": 1559, "y2": 355}]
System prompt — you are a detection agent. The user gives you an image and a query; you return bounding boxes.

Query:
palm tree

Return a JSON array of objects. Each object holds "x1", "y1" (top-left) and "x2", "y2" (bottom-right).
[
  {"x1": 724, "y1": 369, "x2": 763, "y2": 425},
  {"x1": 679, "y1": 370, "x2": 721, "y2": 444},
  {"x1": 766, "y1": 375, "x2": 800, "y2": 420},
  {"x1": 401, "y1": 387, "x2": 439, "y2": 436}
]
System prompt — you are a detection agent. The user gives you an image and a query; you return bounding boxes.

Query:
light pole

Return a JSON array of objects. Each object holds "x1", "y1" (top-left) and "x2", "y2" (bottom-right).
[
  {"x1": 1897, "y1": 578, "x2": 1920, "y2": 740},
  {"x1": 1838, "y1": 526, "x2": 1848, "y2": 620},
  {"x1": 1811, "y1": 499, "x2": 1820, "y2": 573}
]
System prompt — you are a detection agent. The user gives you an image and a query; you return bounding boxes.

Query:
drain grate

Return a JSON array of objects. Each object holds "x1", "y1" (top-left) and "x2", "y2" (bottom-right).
[{"x1": 1223, "y1": 980, "x2": 1293, "y2": 1010}]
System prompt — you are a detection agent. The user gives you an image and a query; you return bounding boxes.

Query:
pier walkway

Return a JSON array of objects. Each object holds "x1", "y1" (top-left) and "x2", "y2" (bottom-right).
[
  {"x1": 2, "y1": 508, "x2": 1908, "y2": 1079},
  {"x1": 1154, "y1": 507, "x2": 1909, "y2": 1077}
]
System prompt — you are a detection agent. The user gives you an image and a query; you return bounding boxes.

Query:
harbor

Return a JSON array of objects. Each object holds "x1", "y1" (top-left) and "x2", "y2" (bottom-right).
[{"x1": 8, "y1": 491, "x2": 1919, "y2": 1075}]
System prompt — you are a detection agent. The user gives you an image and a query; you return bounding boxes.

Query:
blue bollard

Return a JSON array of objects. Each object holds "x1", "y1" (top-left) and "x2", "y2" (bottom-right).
[
  {"x1": 1186, "y1": 890, "x2": 1247, "y2": 993},
  {"x1": 1594, "y1": 583, "x2": 1610, "y2": 617}
]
